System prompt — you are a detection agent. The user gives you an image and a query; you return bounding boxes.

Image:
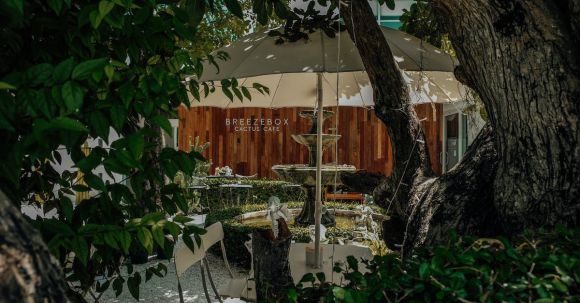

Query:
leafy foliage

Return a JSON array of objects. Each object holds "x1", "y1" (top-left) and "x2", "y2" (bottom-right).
[
  {"x1": 399, "y1": 0, "x2": 446, "y2": 48},
  {"x1": 267, "y1": 0, "x2": 344, "y2": 44},
  {"x1": 0, "y1": 0, "x2": 289, "y2": 300},
  {"x1": 288, "y1": 227, "x2": 580, "y2": 303}
]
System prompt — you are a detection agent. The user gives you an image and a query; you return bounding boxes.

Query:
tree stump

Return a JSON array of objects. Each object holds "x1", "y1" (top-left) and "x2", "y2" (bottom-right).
[{"x1": 252, "y1": 218, "x2": 293, "y2": 302}]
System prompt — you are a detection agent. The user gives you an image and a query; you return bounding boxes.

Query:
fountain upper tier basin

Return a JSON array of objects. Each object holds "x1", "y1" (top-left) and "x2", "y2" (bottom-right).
[
  {"x1": 298, "y1": 110, "x2": 335, "y2": 122},
  {"x1": 272, "y1": 164, "x2": 356, "y2": 187},
  {"x1": 291, "y1": 134, "x2": 341, "y2": 149}
]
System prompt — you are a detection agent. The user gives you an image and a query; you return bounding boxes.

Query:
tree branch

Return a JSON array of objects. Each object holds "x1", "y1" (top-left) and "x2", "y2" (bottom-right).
[{"x1": 340, "y1": 0, "x2": 433, "y2": 217}]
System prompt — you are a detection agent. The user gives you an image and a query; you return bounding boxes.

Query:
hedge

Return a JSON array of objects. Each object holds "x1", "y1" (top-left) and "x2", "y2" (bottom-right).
[
  {"x1": 205, "y1": 201, "x2": 387, "y2": 268},
  {"x1": 287, "y1": 227, "x2": 580, "y2": 303}
]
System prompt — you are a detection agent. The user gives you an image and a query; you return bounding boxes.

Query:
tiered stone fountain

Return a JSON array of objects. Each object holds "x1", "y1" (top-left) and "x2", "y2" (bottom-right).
[{"x1": 272, "y1": 110, "x2": 356, "y2": 226}]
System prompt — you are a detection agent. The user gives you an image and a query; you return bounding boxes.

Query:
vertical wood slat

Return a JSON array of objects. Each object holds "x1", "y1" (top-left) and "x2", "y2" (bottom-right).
[{"x1": 178, "y1": 104, "x2": 442, "y2": 177}]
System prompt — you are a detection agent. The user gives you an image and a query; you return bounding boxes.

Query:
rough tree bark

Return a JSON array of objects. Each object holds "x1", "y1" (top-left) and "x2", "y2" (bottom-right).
[
  {"x1": 341, "y1": 0, "x2": 579, "y2": 256},
  {"x1": 252, "y1": 219, "x2": 293, "y2": 302},
  {"x1": 0, "y1": 191, "x2": 69, "y2": 303},
  {"x1": 434, "y1": 0, "x2": 580, "y2": 232}
]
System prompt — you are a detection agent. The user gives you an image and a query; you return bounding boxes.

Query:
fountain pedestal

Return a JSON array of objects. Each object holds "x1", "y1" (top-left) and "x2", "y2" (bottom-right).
[
  {"x1": 272, "y1": 110, "x2": 356, "y2": 227},
  {"x1": 295, "y1": 185, "x2": 334, "y2": 226}
]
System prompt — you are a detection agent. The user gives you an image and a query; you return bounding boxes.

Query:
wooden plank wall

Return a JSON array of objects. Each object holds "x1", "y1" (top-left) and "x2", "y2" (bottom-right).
[{"x1": 178, "y1": 104, "x2": 442, "y2": 178}]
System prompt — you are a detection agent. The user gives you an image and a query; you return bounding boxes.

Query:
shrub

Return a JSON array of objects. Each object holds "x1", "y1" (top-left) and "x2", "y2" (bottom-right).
[
  {"x1": 205, "y1": 201, "x2": 386, "y2": 268},
  {"x1": 287, "y1": 227, "x2": 580, "y2": 303}
]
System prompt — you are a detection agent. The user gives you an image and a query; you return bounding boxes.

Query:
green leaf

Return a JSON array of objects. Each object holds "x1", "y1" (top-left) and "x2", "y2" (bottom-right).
[
  {"x1": 116, "y1": 230, "x2": 132, "y2": 254},
  {"x1": 552, "y1": 279, "x2": 568, "y2": 293},
  {"x1": 98, "y1": 0, "x2": 115, "y2": 17},
  {"x1": 72, "y1": 58, "x2": 107, "y2": 80},
  {"x1": 151, "y1": 115, "x2": 172, "y2": 135},
  {"x1": 241, "y1": 86, "x2": 251, "y2": 101},
  {"x1": 346, "y1": 255, "x2": 358, "y2": 271},
  {"x1": 147, "y1": 55, "x2": 161, "y2": 65},
  {"x1": 299, "y1": 273, "x2": 315, "y2": 283},
  {"x1": 112, "y1": 277, "x2": 124, "y2": 297},
  {"x1": 224, "y1": 0, "x2": 243, "y2": 18},
  {"x1": 81, "y1": 147, "x2": 107, "y2": 171},
  {"x1": 49, "y1": 117, "x2": 88, "y2": 132},
  {"x1": 384, "y1": 0, "x2": 396, "y2": 10},
  {"x1": 89, "y1": 111, "x2": 110, "y2": 139},
  {"x1": 72, "y1": 184, "x2": 90, "y2": 192},
  {"x1": 28, "y1": 63, "x2": 54, "y2": 86},
  {"x1": 5, "y1": 0, "x2": 23, "y2": 15},
  {"x1": 127, "y1": 134, "x2": 145, "y2": 160},
  {"x1": 72, "y1": 236, "x2": 89, "y2": 266},
  {"x1": 419, "y1": 262, "x2": 429, "y2": 279},
  {"x1": 0, "y1": 82, "x2": 16, "y2": 90},
  {"x1": 47, "y1": 0, "x2": 63, "y2": 15},
  {"x1": 137, "y1": 227, "x2": 153, "y2": 254},
  {"x1": 54, "y1": 57, "x2": 75, "y2": 83},
  {"x1": 41, "y1": 219, "x2": 75, "y2": 236},
  {"x1": 84, "y1": 173, "x2": 106, "y2": 191},
  {"x1": 141, "y1": 212, "x2": 165, "y2": 225},
  {"x1": 152, "y1": 223, "x2": 165, "y2": 247},
  {"x1": 127, "y1": 273, "x2": 141, "y2": 300},
  {"x1": 61, "y1": 197, "x2": 74, "y2": 222},
  {"x1": 89, "y1": 10, "x2": 104, "y2": 29},
  {"x1": 110, "y1": 105, "x2": 126, "y2": 131},
  {"x1": 62, "y1": 81, "x2": 84, "y2": 111},
  {"x1": 316, "y1": 272, "x2": 326, "y2": 283},
  {"x1": 104, "y1": 232, "x2": 120, "y2": 249},
  {"x1": 104, "y1": 65, "x2": 115, "y2": 80}
]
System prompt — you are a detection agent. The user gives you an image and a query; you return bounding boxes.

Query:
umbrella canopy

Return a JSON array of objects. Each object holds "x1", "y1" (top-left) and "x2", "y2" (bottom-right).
[
  {"x1": 191, "y1": 26, "x2": 461, "y2": 108},
  {"x1": 193, "y1": 70, "x2": 466, "y2": 108}
]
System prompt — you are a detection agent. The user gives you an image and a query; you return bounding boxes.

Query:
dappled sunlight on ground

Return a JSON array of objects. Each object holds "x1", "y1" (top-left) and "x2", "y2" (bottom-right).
[{"x1": 97, "y1": 254, "x2": 245, "y2": 303}]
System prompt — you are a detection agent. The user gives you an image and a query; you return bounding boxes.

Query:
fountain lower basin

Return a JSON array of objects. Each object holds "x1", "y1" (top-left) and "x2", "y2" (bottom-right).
[{"x1": 237, "y1": 209, "x2": 387, "y2": 228}]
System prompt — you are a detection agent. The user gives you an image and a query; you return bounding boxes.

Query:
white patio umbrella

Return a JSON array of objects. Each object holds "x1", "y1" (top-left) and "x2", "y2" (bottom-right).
[
  {"x1": 194, "y1": 70, "x2": 466, "y2": 108},
  {"x1": 194, "y1": 26, "x2": 460, "y2": 108},
  {"x1": 190, "y1": 25, "x2": 460, "y2": 268}
]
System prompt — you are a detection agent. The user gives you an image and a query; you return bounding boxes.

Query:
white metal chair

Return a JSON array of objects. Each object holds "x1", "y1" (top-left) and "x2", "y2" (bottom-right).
[
  {"x1": 202, "y1": 222, "x2": 256, "y2": 302},
  {"x1": 173, "y1": 231, "x2": 216, "y2": 303}
]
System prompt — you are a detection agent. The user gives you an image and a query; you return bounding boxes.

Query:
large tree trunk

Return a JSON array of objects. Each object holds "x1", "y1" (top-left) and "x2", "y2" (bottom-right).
[
  {"x1": 0, "y1": 191, "x2": 70, "y2": 303},
  {"x1": 341, "y1": 0, "x2": 579, "y2": 255},
  {"x1": 434, "y1": 0, "x2": 580, "y2": 232}
]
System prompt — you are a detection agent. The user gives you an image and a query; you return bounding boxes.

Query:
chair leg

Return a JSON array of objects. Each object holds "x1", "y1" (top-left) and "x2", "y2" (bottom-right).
[
  {"x1": 220, "y1": 241, "x2": 235, "y2": 279},
  {"x1": 200, "y1": 263, "x2": 212, "y2": 303},
  {"x1": 203, "y1": 258, "x2": 223, "y2": 303},
  {"x1": 177, "y1": 277, "x2": 185, "y2": 303}
]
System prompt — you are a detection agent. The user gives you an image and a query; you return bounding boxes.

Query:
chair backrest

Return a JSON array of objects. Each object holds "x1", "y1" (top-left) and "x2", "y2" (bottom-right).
[
  {"x1": 201, "y1": 222, "x2": 225, "y2": 251},
  {"x1": 202, "y1": 222, "x2": 235, "y2": 278},
  {"x1": 173, "y1": 234, "x2": 205, "y2": 277}
]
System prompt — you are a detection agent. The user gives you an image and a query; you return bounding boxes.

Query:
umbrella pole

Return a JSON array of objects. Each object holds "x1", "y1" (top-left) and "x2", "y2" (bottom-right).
[{"x1": 314, "y1": 72, "x2": 323, "y2": 268}]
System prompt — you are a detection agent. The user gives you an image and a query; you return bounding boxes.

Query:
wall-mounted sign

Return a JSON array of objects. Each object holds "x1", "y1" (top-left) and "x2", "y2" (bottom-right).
[{"x1": 226, "y1": 117, "x2": 289, "y2": 132}]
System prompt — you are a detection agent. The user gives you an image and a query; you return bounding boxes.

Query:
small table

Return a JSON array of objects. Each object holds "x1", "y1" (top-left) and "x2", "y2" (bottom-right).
[
  {"x1": 289, "y1": 243, "x2": 372, "y2": 285},
  {"x1": 218, "y1": 183, "x2": 253, "y2": 207}
]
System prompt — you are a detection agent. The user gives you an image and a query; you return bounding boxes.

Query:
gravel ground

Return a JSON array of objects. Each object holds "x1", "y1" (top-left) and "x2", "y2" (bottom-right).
[{"x1": 96, "y1": 254, "x2": 248, "y2": 303}]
